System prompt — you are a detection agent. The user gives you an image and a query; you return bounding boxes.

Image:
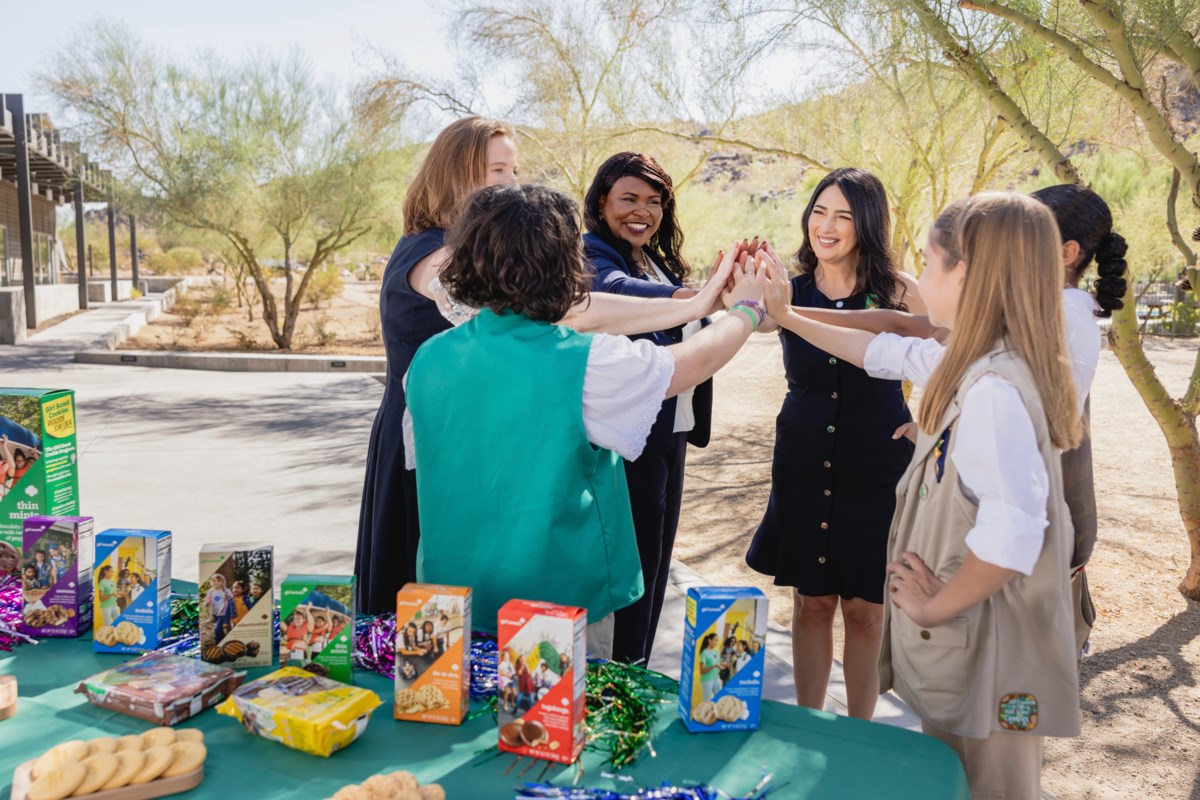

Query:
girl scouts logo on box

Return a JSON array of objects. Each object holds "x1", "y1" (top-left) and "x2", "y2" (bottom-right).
[
  {"x1": 41, "y1": 396, "x2": 75, "y2": 439},
  {"x1": 998, "y1": 692, "x2": 1039, "y2": 731}
]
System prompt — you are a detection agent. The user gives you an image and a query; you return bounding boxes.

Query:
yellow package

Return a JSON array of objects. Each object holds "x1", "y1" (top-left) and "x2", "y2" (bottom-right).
[{"x1": 217, "y1": 666, "x2": 382, "y2": 757}]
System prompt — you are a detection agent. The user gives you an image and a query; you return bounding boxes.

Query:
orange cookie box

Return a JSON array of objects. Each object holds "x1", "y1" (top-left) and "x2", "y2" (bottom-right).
[{"x1": 393, "y1": 583, "x2": 471, "y2": 725}]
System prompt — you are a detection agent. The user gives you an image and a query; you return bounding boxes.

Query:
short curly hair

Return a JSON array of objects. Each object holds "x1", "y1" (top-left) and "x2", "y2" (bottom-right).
[{"x1": 442, "y1": 184, "x2": 591, "y2": 322}]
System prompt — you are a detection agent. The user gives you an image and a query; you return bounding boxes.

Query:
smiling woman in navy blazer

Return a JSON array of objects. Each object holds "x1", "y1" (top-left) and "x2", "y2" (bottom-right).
[{"x1": 583, "y1": 152, "x2": 713, "y2": 664}]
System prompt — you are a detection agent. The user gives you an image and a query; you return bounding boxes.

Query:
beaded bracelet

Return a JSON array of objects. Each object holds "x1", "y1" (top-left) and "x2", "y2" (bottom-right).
[
  {"x1": 738, "y1": 298, "x2": 766, "y2": 319},
  {"x1": 730, "y1": 303, "x2": 762, "y2": 331}
]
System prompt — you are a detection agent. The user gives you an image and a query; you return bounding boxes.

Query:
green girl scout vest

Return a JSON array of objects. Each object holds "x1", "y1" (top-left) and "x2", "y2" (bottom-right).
[
  {"x1": 405, "y1": 308, "x2": 644, "y2": 633},
  {"x1": 879, "y1": 349, "x2": 1081, "y2": 739}
]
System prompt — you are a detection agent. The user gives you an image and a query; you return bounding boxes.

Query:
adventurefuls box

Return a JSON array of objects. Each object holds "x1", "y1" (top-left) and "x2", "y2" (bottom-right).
[
  {"x1": 200, "y1": 543, "x2": 274, "y2": 667},
  {"x1": 93, "y1": 528, "x2": 172, "y2": 653},
  {"x1": 0, "y1": 389, "x2": 80, "y2": 565},
  {"x1": 394, "y1": 583, "x2": 471, "y2": 725},
  {"x1": 679, "y1": 586, "x2": 767, "y2": 733},
  {"x1": 496, "y1": 599, "x2": 586, "y2": 764},
  {"x1": 282, "y1": 574, "x2": 356, "y2": 683},
  {"x1": 21, "y1": 515, "x2": 94, "y2": 636}
]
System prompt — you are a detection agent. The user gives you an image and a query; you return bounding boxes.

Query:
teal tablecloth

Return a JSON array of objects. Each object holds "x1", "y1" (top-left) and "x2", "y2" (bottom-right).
[{"x1": 0, "y1": 603, "x2": 967, "y2": 799}]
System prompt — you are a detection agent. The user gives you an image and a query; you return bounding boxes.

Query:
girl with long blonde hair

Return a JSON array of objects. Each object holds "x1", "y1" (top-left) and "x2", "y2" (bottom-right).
[{"x1": 756, "y1": 192, "x2": 1080, "y2": 799}]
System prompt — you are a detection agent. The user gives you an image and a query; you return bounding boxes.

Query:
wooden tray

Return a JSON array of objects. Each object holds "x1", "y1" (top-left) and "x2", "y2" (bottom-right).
[{"x1": 10, "y1": 760, "x2": 203, "y2": 800}]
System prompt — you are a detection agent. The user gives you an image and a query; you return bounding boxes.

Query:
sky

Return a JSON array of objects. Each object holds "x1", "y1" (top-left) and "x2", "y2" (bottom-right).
[{"x1": 2, "y1": 0, "x2": 820, "y2": 126}]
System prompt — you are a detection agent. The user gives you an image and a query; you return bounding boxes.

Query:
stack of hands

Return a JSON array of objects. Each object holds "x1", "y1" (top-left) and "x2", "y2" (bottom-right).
[{"x1": 691, "y1": 237, "x2": 792, "y2": 323}]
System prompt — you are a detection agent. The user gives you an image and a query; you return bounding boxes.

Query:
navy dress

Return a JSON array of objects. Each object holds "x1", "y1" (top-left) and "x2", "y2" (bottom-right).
[
  {"x1": 746, "y1": 274, "x2": 914, "y2": 604},
  {"x1": 355, "y1": 228, "x2": 451, "y2": 614},
  {"x1": 585, "y1": 232, "x2": 712, "y2": 663}
]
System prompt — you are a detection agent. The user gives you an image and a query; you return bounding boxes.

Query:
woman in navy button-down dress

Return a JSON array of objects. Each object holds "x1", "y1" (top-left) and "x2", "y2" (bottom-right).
[{"x1": 746, "y1": 168, "x2": 923, "y2": 718}]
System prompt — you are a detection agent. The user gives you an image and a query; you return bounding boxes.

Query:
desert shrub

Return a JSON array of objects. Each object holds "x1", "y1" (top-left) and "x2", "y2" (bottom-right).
[
  {"x1": 305, "y1": 264, "x2": 344, "y2": 308},
  {"x1": 310, "y1": 314, "x2": 338, "y2": 347},
  {"x1": 209, "y1": 285, "x2": 233, "y2": 314}
]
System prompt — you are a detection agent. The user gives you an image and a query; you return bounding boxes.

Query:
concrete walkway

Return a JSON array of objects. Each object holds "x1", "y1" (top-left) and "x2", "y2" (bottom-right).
[{"x1": 2, "y1": 300, "x2": 919, "y2": 731}]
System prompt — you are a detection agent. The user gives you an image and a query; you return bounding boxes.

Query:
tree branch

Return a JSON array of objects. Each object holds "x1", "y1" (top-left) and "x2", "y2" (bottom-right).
[{"x1": 627, "y1": 125, "x2": 830, "y2": 171}]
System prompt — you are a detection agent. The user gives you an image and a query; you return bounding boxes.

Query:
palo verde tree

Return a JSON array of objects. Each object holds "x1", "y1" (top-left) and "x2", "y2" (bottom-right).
[{"x1": 42, "y1": 21, "x2": 396, "y2": 349}]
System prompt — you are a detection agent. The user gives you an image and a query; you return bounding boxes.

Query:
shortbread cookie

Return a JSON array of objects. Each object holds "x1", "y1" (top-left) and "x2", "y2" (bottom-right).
[
  {"x1": 86, "y1": 736, "x2": 118, "y2": 755},
  {"x1": 116, "y1": 734, "x2": 144, "y2": 751},
  {"x1": 131, "y1": 745, "x2": 174, "y2": 784},
  {"x1": 175, "y1": 728, "x2": 205, "y2": 743},
  {"x1": 162, "y1": 740, "x2": 206, "y2": 778},
  {"x1": 691, "y1": 700, "x2": 718, "y2": 725},
  {"x1": 715, "y1": 694, "x2": 744, "y2": 722},
  {"x1": 28, "y1": 761, "x2": 87, "y2": 800},
  {"x1": 72, "y1": 754, "x2": 119, "y2": 796},
  {"x1": 140, "y1": 726, "x2": 176, "y2": 748},
  {"x1": 101, "y1": 749, "x2": 146, "y2": 791},
  {"x1": 32, "y1": 741, "x2": 90, "y2": 779}
]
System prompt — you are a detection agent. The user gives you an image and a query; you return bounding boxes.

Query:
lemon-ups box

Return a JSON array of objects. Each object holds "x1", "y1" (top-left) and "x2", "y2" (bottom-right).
[
  {"x1": 679, "y1": 586, "x2": 767, "y2": 733},
  {"x1": 496, "y1": 598, "x2": 586, "y2": 764},
  {"x1": 199, "y1": 543, "x2": 274, "y2": 668},
  {"x1": 21, "y1": 515, "x2": 94, "y2": 636},
  {"x1": 93, "y1": 528, "x2": 172, "y2": 653},
  {"x1": 394, "y1": 583, "x2": 471, "y2": 725},
  {"x1": 282, "y1": 574, "x2": 356, "y2": 683},
  {"x1": 0, "y1": 389, "x2": 80, "y2": 567}
]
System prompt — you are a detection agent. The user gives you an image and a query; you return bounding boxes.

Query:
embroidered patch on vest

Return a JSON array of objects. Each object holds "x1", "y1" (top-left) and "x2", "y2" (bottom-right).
[
  {"x1": 934, "y1": 425, "x2": 952, "y2": 483},
  {"x1": 998, "y1": 693, "x2": 1039, "y2": 731}
]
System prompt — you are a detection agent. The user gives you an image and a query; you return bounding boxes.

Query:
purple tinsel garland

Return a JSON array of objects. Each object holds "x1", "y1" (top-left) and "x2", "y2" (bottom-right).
[
  {"x1": 512, "y1": 767, "x2": 781, "y2": 799},
  {"x1": 0, "y1": 573, "x2": 35, "y2": 651},
  {"x1": 352, "y1": 612, "x2": 499, "y2": 702}
]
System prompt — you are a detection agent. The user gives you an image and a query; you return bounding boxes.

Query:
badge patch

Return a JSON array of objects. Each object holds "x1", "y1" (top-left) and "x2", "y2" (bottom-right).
[
  {"x1": 934, "y1": 425, "x2": 952, "y2": 483},
  {"x1": 998, "y1": 693, "x2": 1039, "y2": 731}
]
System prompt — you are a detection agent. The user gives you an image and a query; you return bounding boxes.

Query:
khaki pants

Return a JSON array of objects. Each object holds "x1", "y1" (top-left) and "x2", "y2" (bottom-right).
[
  {"x1": 922, "y1": 721, "x2": 1044, "y2": 800},
  {"x1": 1072, "y1": 568, "x2": 1096, "y2": 662},
  {"x1": 586, "y1": 614, "x2": 615, "y2": 660}
]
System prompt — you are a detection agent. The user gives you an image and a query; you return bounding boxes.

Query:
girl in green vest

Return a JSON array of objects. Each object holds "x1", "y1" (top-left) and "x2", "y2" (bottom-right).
[
  {"x1": 754, "y1": 193, "x2": 1082, "y2": 799},
  {"x1": 405, "y1": 184, "x2": 767, "y2": 656}
]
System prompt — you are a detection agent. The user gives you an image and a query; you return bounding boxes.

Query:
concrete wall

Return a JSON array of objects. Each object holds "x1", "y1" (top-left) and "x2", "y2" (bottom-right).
[
  {"x1": 140, "y1": 277, "x2": 182, "y2": 294},
  {"x1": 0, "y1": 287, "x2": 25, "y2": 344},
  {"x1": 35, "y1": 284, "x2": 80, "y2": 322},
  {"x1": 87, "y1": 280, "x2": 133, "y2": 303}
]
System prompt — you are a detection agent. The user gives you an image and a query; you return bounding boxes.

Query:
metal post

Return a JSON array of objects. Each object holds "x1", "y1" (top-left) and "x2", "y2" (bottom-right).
[
  {"x1": 129, "y1": 214, "x2": 139, "y2": 291},
  {"x1": 6, "y1": 94, "x2": 37, "y2": 328},
  {"x1": 107, "y1": 179, "x2": 118, "y2": 301},
  {"x1": 74, "y1": 178, "x2": 88, "y2": 310}
]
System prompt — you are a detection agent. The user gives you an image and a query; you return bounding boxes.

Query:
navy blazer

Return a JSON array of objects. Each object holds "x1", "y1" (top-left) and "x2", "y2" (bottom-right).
[{"x1": 583, "y1": 232, "x2": 713, "y2": 449}]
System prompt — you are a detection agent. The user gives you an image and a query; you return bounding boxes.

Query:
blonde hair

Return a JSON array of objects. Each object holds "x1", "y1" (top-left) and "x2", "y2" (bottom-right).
[
  {"x1": 918, "y1": 193, "x2": 1081, "y2": 451},
  {"x1": 402, "y1": 116, "x2": 514, "y2": 235}
]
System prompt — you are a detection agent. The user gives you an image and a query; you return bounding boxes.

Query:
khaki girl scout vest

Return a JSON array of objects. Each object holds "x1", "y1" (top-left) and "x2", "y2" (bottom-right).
[{"x1": 879, "y1": 349, "x2": 1081, "y2": 739}]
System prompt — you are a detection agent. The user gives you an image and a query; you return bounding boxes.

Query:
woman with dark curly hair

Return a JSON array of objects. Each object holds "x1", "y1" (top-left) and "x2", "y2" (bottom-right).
[
  {"x1": 404, "y1": 183, "x2": 766, "y2": 655},
  {"x1": 582, "y1": 152, "x2": 713, "y2": 663},
  {"x1": 745, "y1": 167, "x2": 924, "y2": 720}
]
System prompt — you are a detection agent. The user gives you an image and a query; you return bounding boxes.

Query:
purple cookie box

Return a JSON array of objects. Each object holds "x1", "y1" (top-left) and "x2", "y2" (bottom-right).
[{"x1": 21, "y1": 515, "x2": 94, "y2": 637}]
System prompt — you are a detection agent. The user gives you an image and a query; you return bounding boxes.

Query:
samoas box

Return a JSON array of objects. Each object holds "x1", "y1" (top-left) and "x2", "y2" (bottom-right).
[
  {"x1": 281, "y1": 574, "x2": 357, "y2": 683},
  {"x1": 394, "y1": 583, "x2": 471, "y2": 725},
  {"x1": 93, "y1": 528, "x2": 172, "y2": 654},
  {"x1": 21, "y1": 515, "x2": 94, "y2": 636},
  {"x1": 0, "y1": 389, "x2": 80, "y2": 567},
  {"x1": 679, "y1": 586, "x2": 768, "y2": 733},
  {"x1": 200, "y1": 543, "x2": 274, "y2": 667},
  {"x1": 496, "y1": 599, "x2": 586, "y2": 764}
]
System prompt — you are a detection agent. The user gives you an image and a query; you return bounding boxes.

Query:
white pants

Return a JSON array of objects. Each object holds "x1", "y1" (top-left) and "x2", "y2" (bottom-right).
[{"x1": 102, "y1": 605, "x2": 119, "y2": 625}]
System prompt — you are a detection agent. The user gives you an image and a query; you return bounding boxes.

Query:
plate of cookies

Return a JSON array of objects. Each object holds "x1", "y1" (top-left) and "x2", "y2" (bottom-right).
[
  {"x1": 327, "y1": 769, "x2": 445, "y2": 800},
  {"x1": 10, "y1": 727, "x2": 207, "y2": 800}
]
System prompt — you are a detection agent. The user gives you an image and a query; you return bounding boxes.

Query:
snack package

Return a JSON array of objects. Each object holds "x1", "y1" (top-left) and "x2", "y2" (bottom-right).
[
  {"x1": 679, "y1": 586, "x2": 768, "y2": 733},
  {"x1": 281, "y1": 574, "x2": 356, "y2": 683},
  {"x1": 496, "y1": 599, "x2": 586, "y2": 764},
  {"x1": 75, "y1": 651, "x2": 246, "y2": 725},
  {"x1": 21, "y1": 516, "x2": 94, "y2": 637},
  {"x1": 93, "y1": 529, "x2": 172, "y2": 654},
  {"x1": 0, "y1": 389, "x2": 80, "y2": 564},
  {"x1": 217, "y1": 667, "x2": 382, "y2": 757},
  {"x1": 199, "y1": 543, "x2": 273, "y2": 667},
  {"x1": 394, "y1": 583, "x2": 471, "y2": 725}
]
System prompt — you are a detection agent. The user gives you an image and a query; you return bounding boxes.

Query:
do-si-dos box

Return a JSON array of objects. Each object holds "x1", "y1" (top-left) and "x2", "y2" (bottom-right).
[
  {"x1": 496, "y1": 599, "x2": 586, "y2": 764},
  {"x1": 93, "y1": 529, "x2": 172, "y2": 654},
  {"x1": 200, "y1": 543, "x2": 274, "y2": 668},
  {"x1": 21, "y1": 515, "x2": 94, "y2": 637},
  {"x1": 394, "y1": 583, "x2": 471, "y2": 725},
  {"x1": 281, "y1": 574, "x2": 356, "y2": 683},
  {"x1": 679, "y1": 586, "x2": 768, "y2": 733},
  {"x1": 0, "y1": 389, "x2": 80, "y2": 570}
]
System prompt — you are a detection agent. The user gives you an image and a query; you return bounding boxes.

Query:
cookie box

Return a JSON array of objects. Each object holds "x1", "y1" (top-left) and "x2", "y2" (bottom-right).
[
  {"x1": 496, "y1": 598, "x2": 586, "y2": 764},
  {"x1": 199, "y1": 543, "x2": 273, "y2": 668},
  {"x1": 281, "y1": 574, "x2": 356, "y2": 683},
  {"x1": 393, "y1": 583, "x2": 471, "y2": 725},
  {"x1": 217, "y1": 666, "x2": 382, "y2": 757},
  {"x1": 93, "y1": 529, "x2": 172, "y2": 654},
  {"x1": 21, "y1": 515, "x2": 94, "y2": 637},
  {"x1": 75, "y1": 651, "x2": 246, "y2": 726},
  {"x1": 679, "y1": 586, "x2": 767, "y2": 733}
]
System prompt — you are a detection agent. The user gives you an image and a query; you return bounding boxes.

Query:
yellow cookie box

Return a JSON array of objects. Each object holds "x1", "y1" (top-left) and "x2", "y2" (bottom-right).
[{"x1": 217, "y1": 667, "x2": 382, "y2": 757}]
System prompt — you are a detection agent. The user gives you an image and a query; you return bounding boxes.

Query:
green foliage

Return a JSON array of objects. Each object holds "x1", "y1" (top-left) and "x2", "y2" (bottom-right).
[
  {"x1": 209, "y1": 286, "x2": 233, "y2": 314},
  {"x1": 309, "y1": 314, "x2": 338, "y2": 347},
  {"x1": 0, "y1": 396, "x2": 41, "y2": 438},
  {"x1": 305, "y1": 264, "x2": 344, "y2": 309},
  {"x1": 166, "y1": 247, "x2": 203, "y2": 273}
]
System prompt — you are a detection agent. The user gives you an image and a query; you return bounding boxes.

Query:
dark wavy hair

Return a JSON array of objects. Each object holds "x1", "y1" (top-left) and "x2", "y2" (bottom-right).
[
  {"x1": 795, "y1": 167, "x2": 906, "y2": 310},
  {"x1": 1031, "y1": 184, "x2": 1128, "y2": 317},
  {"x1": 583, "y1": 152, "x2": 690, "y2": 281},
  {"x1": 442, "y1": 184, "x2": 590, "y2": 322}
]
